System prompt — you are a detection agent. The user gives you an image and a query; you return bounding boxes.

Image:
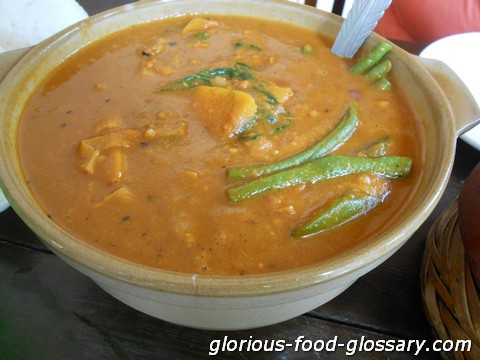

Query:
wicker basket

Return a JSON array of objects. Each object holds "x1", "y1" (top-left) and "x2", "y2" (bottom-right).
[{"x1": 421, "y1": 199, "x2": 480, "y2": 360}]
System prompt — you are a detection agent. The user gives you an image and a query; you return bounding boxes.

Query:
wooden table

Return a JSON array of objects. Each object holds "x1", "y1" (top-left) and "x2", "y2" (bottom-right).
[{"x1": 1, "y1": 1, "x2": 479, "y2": 359}]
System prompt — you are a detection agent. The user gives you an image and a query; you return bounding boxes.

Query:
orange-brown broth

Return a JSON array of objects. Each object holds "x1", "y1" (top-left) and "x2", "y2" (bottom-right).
[{"x1": 18, "y1": 15, "x2": 424, "y2": 275}]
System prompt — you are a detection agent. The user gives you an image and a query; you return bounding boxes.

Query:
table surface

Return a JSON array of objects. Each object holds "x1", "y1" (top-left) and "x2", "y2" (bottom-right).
[{"x1": 1, "y1": 1, "x2": 479, "y2": 359}]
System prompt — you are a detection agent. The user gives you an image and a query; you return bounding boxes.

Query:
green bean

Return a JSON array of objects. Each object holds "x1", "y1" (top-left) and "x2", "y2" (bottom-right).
[
  {"x1": 291, "y1": 190, "x2": 382, "y2": 237},
  {"x1": 301, "y1": 44, "x2": 314, "y2": 55},
  {"x1": 365, "y1": 60, "x2": 392, "y2": 80},
  {"x1": 374, "y1": 78, "x2": 392, "y2": 91},
  {"x1": 227, "y1": 104, "x2": 359, "y2": 179},
  {"x1": 290, "y1": 138, "x2": 392, "y2": 236},
  {"x1": 226, "y1": 155, "x2": 412, "y2": 202},
  {"x1": 350, "y1": 42, "x2": 392, "y2": 74},
  {"x1": 355, "y1": 137, "x2": 390, "y2": 157}
]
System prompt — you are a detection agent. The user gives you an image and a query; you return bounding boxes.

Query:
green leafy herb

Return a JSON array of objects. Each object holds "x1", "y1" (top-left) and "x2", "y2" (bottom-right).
[{"x1": 234, "y1": 41, "x2": 262, "y2": 51}]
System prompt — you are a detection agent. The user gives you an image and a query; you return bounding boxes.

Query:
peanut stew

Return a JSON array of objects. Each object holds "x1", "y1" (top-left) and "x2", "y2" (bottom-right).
[{"x1": 18, "y1": 15, "x2": 424, "y2": 275}]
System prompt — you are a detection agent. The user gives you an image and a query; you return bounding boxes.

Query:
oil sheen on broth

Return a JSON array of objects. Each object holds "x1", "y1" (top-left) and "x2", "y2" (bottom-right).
[{"x1": 18, "y1": 15, "x2": 424, "y2": 275}]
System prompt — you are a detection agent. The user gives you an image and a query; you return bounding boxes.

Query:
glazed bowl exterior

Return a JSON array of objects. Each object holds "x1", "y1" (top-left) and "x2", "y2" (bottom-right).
[{"x1": 1, "y1": 0, "x2": 479, "y2": 330}]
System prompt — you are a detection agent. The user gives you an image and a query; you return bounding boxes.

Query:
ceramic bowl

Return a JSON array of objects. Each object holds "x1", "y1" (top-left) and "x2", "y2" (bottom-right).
[{"x1": 1, "y1": 0, "x2": 479, "y2": 330}]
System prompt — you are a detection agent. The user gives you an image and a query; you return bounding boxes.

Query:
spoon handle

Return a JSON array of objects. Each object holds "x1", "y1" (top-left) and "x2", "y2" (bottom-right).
[{"x1": 331, "y1": 0, "x2": 392, "y2": 58}]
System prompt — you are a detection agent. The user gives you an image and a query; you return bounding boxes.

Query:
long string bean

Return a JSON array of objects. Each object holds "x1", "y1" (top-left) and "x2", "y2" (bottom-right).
[
  {"x1": 291, "y1": 189, "x2": 384, "y2": 237},
  {"x1": 226, "y1": 155, "x2": 412, "y2": 202},
  {"x1": 350, "y1": 42, "x2": 393, "y2": 91},
  {"x1": 365, "y1": 60, "x2": 392, "y2": 80},
  {"x1": 350, "y1": 42, "x2": 392, "y2": 74},
  {"x1": 354, "y1": 137, "x2": 389, "y2": 157},
  {"x1": 227, "y1": 104, "x2": 360, "y2": 179},
  {"x1": 291, "y1": 138, "x2": 392, "y2": 237}
]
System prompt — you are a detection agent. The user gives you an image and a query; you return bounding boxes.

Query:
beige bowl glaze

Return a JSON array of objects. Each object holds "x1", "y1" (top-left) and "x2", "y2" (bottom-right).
[{"x1": 1, "y1": 0, "x2": 479, "y2": 330}]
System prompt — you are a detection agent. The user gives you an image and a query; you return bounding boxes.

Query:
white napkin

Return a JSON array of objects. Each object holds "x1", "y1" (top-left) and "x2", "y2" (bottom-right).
[
  {"x1": 0, "y1": 0, "x2": 88, "y2": 53},
  {"x1": 0, "y1": 0, "x2": 88, "y2": 211},
  {"x1": 420, "y1": 32, "x2": 480, "y2": 151}
]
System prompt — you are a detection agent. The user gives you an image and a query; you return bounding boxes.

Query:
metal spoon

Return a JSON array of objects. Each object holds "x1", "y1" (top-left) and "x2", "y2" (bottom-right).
[{"x1": 331, "y1": 0, "x2": 392, "y2": 58}]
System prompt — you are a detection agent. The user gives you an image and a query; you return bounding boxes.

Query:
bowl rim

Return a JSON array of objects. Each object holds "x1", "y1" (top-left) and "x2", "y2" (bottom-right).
[{"x1": 0, "y1": 0, "x2": 457, "y2": 297}]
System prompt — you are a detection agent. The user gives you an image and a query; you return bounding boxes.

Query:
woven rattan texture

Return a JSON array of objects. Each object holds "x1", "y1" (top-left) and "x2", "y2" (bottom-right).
[{"x1": 421, "y1": 200, "x2": 480, "y2": 359}]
